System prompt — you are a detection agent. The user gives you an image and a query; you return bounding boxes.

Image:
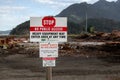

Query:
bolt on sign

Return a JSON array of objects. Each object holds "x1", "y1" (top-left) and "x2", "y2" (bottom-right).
[
  {"x1": 43, "y1": 57, "x2": 56, "y2": 67},
  {"x1": 39, "y1": 42, "x2": 58, "y2": 57},
  {"x1": 30, "y1": 16, "x2": 67, "y2": 42}
]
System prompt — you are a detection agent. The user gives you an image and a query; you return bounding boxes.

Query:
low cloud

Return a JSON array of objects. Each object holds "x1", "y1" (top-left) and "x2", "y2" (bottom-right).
[
  {"x1": 34, "y1": 0, "x2": 99, "y2": 11},
  {"x1": 0, "y1": 6, "x2": 28, "y2": 30},
  {"x1": 0, "y1": 6, "x2": 27, "y2": 14},
  {"x1": 35, "y1": 0, "x2": 97, "y2": 5},
  {"x1": 35, "y1": 0, "x2": 71, "y2": 6},
  {"x1": 34, "y1": 0, "x2": 117, "y2": 6},
  {"x1": 35, "y1": 0, "x2": 55, "y2": 4}
]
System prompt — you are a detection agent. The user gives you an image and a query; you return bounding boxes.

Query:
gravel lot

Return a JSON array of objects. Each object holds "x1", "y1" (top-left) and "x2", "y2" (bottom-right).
[{"x1": 0, "y1": 54, "x2": 120, "y2": 80}]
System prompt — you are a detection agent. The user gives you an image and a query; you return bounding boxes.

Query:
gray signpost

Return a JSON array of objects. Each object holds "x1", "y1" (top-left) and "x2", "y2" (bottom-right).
[{"x1": 46, "y1": 67, "x2": 52, "y2": 80}]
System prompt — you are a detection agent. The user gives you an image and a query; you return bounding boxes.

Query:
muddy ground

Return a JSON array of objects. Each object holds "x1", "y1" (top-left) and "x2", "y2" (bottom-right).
[
  {"x1": 0, "y1": 53, "x2": 120, "y2": 80},
  {"x1": 0, "y1": 35, "x2": 120, "y2": 80}
]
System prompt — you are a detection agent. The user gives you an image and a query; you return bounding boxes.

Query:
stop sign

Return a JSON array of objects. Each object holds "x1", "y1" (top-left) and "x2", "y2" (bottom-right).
[{"x1": 42, "y1": 16, "x2": 56, "y2": 27}]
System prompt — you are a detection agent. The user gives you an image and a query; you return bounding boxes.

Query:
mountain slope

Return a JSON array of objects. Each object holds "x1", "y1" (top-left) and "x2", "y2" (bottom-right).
[
  {"x1": 10, "y1": 0, "x2": 120, "y2": 35},
  {"x1": 10, "y1": 18, "x2": 120, "y2": 35},
  {"x1": 10, "y1": 21, "x2": 30, "y2": 35},
  {"x1": 57, "y1": 0, "x2": 120, "y2": 22}
]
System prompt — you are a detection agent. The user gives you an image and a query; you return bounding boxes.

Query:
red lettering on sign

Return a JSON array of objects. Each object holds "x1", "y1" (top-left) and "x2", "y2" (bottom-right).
[
  {"x1": 43, "y1": 57, "x2": 56, "y2": 60},
  {"x1": 30, "y1": 27, "x2": 67, "y2": 31},
  {"x1": 42, "y1": 16, "x2": 56, "y2": 28}
]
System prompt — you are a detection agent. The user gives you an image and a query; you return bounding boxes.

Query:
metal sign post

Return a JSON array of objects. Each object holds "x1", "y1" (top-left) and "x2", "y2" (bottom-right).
[{"x1": 46, "y1": 67, "x2": 52, "y2": 80}]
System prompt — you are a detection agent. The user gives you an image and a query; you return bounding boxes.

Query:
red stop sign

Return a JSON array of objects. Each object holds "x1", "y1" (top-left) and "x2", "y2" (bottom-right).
[{"x1": 42, "y1": 16, "x2": 56, "y2": 27}]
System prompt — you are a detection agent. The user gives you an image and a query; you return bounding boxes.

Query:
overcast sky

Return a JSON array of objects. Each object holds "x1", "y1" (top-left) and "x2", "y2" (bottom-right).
[{"x1": 0, "y1": 0, "x2": 117, "y2": 31}]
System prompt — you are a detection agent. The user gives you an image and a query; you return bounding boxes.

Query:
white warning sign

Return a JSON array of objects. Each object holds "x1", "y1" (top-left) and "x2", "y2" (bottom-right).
[
  {"x1": 40, "y1": 42, "x2": 58, "y2": 57},
  {"x1": 30, "y1": 17, "x2": 67, "y2": 42},
  {"x1": 42, "y1": 58, "x2": 56, "y2": 67}
]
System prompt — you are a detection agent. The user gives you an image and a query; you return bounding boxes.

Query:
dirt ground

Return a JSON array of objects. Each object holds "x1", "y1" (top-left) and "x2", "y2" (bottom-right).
[
  {"x1": 1, "y1": 34, "x2": 120, "y2": 80},
  {"x1": 0, "y1": 54, "x2": 120, "y2": 80}
]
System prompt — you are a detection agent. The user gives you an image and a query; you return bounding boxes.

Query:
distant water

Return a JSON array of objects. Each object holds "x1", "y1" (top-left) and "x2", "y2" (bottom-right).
[
  {"x1": 0, "y1": 33, "x2": 9, "y2": 36},
  {"x1": 0, "y1": 30, "x2": 11, "y2": 36}
]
